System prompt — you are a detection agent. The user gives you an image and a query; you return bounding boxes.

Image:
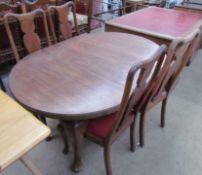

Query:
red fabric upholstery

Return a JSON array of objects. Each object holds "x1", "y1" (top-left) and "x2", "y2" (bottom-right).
[{"x1": 86, "y1": 112, "x2": 117, "y2": 139}]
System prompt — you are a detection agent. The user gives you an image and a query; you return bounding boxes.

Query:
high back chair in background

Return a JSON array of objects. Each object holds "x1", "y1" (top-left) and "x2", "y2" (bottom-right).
[
  {"x1": 123, "y1": 0, "x2": 144, "y2": 14},
  {"x1": 0, "y1": 2, "x2": 22, "y2": 63},
  {"x1": 138, "y1": 28, "x2": 200, "y2": 148},
  {"x1": 71, "y1": 0, "x2": 93, "y2": 33},
  {"x1": 25, "y1": 0, "x2": 56, "y2": 45},
  {"x1": 48, "y1": 1, "x2": 79, "y2": 43},
  {"x1": 4, "y1": 8, "x2": 51, "y2": 62},
  {"x1": 25, "y1": 0, "x2": 56, "y2": 12},
  {"x1": 0, "y1": 2, "x2": 20, "y2": 15},
  {"x1": 186, "y1": 23, "x2": 202, "y2": 65},
  {"x1": 84, "y1": 45, "x2": 166, "y2": 175},
  {"x1": 0, "y1": 2, "x2": 22, "y2": 92}
]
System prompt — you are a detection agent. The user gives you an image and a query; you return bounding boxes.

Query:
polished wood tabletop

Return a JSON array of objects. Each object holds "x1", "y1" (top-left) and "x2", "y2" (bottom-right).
[
  {"x1": 0, "y1": 90, "x2": 50, "y2": 172},
  {"x1": 105, "y1": 7, "x2": 202, "y2": 45},
  {"x1": 9, "y1": 32, "x2": 159, "y2": 121}
]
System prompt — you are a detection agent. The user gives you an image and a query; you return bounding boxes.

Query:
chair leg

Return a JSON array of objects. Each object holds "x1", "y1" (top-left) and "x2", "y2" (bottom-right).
[
  {"x1": 161, "y1": 97, "x2": 168, "y2": 128},
  {"x1": 39, "y1": 116, "x2": 47, "y2": 125},
  {"x1": 104, "y1": 145, "x2": 112, "y2": 175},
  {"x1": 139, "y1": 109, "x2": 146, "y2": 147},
  {"x1": 20, "y1": 155, "x2": 42, "y2": 175},
  {"x1": 0, "y1": 77, "x2": 6, "y2": 92},
  {"x1": 57, "y1": 123, "x2": 69, "y2": 154},
  {"x1": 130, "y1": 120, "x2": 136, "y2": 152}
]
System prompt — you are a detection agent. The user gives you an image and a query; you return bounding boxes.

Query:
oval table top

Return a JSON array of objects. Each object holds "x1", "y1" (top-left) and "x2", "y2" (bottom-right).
[{"x1": 9, "y1": 32, "x2": 159, "y2": 120}]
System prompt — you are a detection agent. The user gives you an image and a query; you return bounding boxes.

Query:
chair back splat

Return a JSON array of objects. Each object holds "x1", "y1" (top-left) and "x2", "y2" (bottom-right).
[
  {"x1": 150, "y1": 29, "x2": 200, "y2": 105},
  {"x1": 138, "y1": 28, "x2": 200, "y2": 148},
  {"x1": 85, "y1": 44, "x2": 166, "y2": 175},
  {"x1": 48, "y1": 1, "x2": 79, "y2": 43},
  {"x1": 106, "y1": 45, "x2": 167, "y2": 143},
  {"x1": 4, "y1": 9, "x2": 51, "y2": 62}
]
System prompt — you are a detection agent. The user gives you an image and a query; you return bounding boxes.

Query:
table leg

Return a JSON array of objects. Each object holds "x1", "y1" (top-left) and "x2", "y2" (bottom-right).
[
  {"x1": 36, "y1": 115, "x2": 52, "y2": 141},
  {"x1": 57, "y1": 123, "x2": 69, "y2": 154},
  {"x1": 20, "y1": 155, "x2": 42, "y2": 175},
  {"x1": 61, "y1": 120, "x2": 87, "y2": 173}
]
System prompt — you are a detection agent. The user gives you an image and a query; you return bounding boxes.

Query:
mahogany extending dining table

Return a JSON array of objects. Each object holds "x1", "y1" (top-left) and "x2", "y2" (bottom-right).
[
  {"x1": 9, "y1": 32, "x2": 160, "y2": 172},
  {"x1": 105, "y1": 6, "x2": 202, "y2": 46}
]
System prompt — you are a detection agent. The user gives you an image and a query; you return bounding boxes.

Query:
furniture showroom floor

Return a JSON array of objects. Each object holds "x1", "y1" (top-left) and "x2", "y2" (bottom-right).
[{"x1": 1, "y1": 43, "x2": 202, "y2": 175}]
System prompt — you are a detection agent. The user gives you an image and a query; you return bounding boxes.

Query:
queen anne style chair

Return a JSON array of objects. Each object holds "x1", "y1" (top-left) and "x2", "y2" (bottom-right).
[
  {"x1": 84, "y1": 45, "x2": 167, "y2": 175},
  {"x1": 186, "y1": 24, "x2": 202, "y2": 65},
  {"x1": 123, "y1": 0, "x2": 144, "y2": 13},
  {"x1": 69, "y1": 0, "x2": 93, "y2": 33},
  {"x1": 25, "y1": 0, "x2": 56, "y2": 11},
  {"x1": 0, "y1": 2, "x2": 21, "y2": 64},
  {"x1": 48, "y1": 1, "x2": 79, "y2": 43},
  {"x1": 4, "y1": 9, "x2": 51, "y2": 134},
  {"x1": 138, "y1": 29, "x2": 200, "y2": 147},
  {"x1": 25, "y1": 0, "x2": 56, "y2": 45},
  {"x1": 4, "y1": 8, "x2": 51, "y2": 62},
  {"x1": 0, "y1": 2, "x2": 21, "y2": 92}
]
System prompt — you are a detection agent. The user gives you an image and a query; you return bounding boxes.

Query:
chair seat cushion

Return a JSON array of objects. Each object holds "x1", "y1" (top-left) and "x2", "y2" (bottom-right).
[
  {"x1": 68, "y1": 12, "x2": 88, "y2": 27},
  {"x1": 86, "y1": 112, "x2": 117, "y2": 139}
]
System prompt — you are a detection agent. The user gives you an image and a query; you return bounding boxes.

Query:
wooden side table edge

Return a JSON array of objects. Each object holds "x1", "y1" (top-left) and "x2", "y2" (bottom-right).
[{"x1": 105, "y1": 22, "x2": 174, "y2": 41}]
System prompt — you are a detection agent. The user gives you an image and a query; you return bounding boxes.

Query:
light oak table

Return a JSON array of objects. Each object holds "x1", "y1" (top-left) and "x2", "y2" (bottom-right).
[
  {"x1": 105, "y1": 6, "x2": 202, "y2": 46},
  {"x1": 0, "y1": 90, "x2": 50, "y2": 174},
  {"x1": 9, "y1": 32, "x2": 160, "y2": 172}
]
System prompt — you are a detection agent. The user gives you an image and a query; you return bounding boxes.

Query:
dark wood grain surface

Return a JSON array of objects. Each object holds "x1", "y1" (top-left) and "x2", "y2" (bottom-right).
[{"x1": 9, "y1": 32, "x2": 159, "y2": 120}]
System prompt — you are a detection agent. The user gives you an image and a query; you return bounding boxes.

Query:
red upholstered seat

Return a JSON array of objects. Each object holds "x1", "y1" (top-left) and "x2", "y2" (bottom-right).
[{"x1": 86, "y1": 112, "x2": 117, "y2": 139}]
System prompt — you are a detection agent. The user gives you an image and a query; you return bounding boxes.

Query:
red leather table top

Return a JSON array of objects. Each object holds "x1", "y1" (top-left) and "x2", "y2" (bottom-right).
[{"x1": 106, "y1": 7, "x2": 202, "y2": 39}]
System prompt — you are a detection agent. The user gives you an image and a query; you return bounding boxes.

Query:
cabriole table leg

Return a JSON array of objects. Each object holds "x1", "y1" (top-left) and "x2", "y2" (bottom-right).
[{"x1": 60, "y1": 120, "x2": 87, "y2": 173}]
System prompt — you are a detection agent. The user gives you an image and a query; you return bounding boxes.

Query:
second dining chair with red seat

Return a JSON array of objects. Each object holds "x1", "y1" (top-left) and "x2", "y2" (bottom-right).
[
  {"x1": 48, "y1": 1, "x2": 79, "y2": 43},
  {"x1": 138, "y1": 29, "x2": 200, "y2": 148},
  {"x1": 4, "y1": 8, "x2": 51, "y2": 62},
  {"x1": 186, "y1": 23, "x2": 202, "y2": 65},
  {"x1": 84, "y1": 45, "x2": 167, "y2": 175},
  {"x1": 25, "y1": 0, "x2": 57, "y2": 45}
]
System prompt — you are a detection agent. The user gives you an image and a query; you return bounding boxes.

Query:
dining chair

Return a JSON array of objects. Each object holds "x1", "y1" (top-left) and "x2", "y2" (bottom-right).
[
  {"x1": 25, "y1": 0, "x2": 57, "y2": 45},
  {"x1": 71, "y1": 0, "x2": 93, "y2": 33},
  {"x1": 0, "y1": 2, "x2": 22, "y2": 91},
  {"x1": 4, "y1": 8, "x2": 51, "y2": 62},
  {"x1": 0, "y1": 2, "x2": 22, "y2": 63},
  {"x1": 186, "y1": 24, "x2": 202, "y2": 65},
  {"x1": 138, "y1": 28, "x2": 200, "y2": 147},
  {"x1": 84, "y1": 45, "x2": 167, "y2": 175},
  {"x1": 0, "y1": 2, "x2": 20, "y2": 15},
  {"x1": 48, "y1": 1, "x2": 79, "y2": 43},
  {"x1": 25, "y1": 0, "x2": 56, "y2": 12},
  {"x1": 123, "y1": 0, "x2": 144, "y2": 14}
]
